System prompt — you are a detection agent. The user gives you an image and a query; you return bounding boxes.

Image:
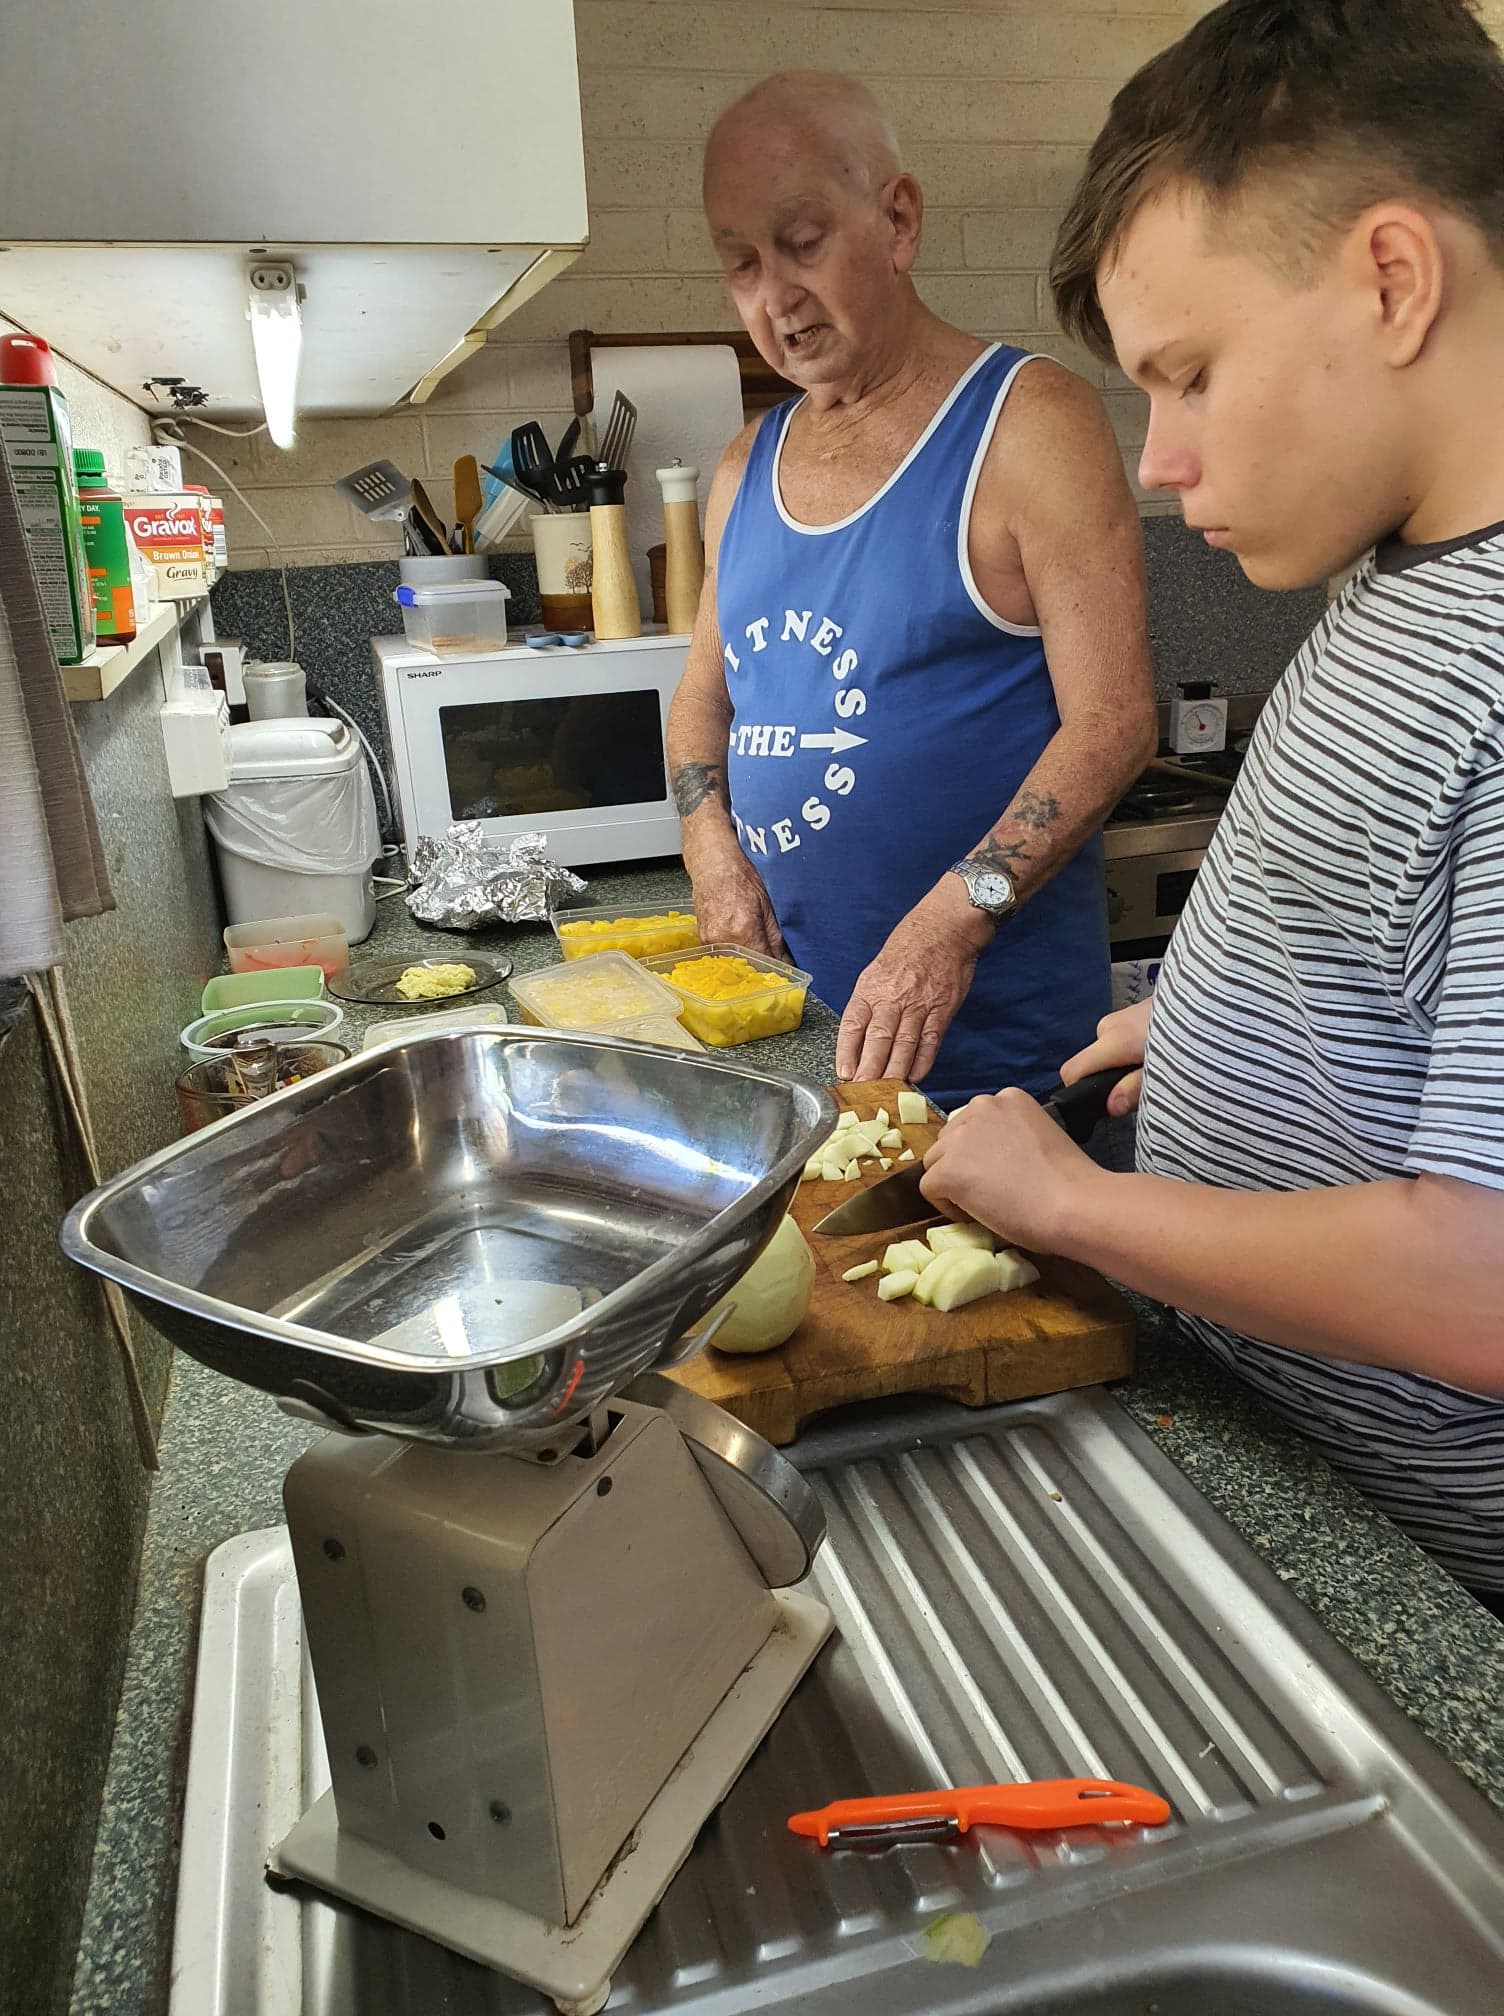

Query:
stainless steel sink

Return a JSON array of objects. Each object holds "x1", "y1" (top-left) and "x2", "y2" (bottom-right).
[{"x1": 170, "y1": 1389, "x2": 1504, "y2": 2015}]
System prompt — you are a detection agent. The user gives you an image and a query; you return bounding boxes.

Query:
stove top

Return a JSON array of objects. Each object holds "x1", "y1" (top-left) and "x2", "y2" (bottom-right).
[{"x1": 1107, "y1": 756, "x2": 1240, "y2": 828}]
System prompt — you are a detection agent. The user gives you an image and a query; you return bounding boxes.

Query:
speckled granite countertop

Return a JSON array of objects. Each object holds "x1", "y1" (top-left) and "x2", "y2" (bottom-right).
[{"x1": 69, "y1": 861, "x2": 1504, "y2": 2016}]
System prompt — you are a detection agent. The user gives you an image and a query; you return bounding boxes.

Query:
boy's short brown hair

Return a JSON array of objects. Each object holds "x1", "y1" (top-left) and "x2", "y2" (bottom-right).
[{"x1": 1051, "y1": 0, "x2": 1504, "y2": 364}]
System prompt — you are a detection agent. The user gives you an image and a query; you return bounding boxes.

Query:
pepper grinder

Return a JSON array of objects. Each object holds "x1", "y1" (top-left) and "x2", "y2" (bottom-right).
[
  {"x1": 656, "y1": 461, "x2": 704, "y2": 634},
  {"x1": 587, "y1": 464, "x2": 641, "y2": 640}
]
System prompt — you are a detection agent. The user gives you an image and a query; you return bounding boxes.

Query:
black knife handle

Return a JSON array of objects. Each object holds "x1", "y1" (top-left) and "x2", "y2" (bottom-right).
[{"x1": 1037, "y1": 1066, "x2": 1133, "y2": 1145}]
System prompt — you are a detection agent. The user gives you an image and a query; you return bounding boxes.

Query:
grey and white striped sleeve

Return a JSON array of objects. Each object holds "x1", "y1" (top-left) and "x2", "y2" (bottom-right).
[{"x1": 1405, "y1": 752, "x2": 1504, "y2": 1190}]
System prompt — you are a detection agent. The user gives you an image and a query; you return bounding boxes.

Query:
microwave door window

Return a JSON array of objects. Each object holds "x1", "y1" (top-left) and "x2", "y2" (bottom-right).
[{"x1": 438, "y1": 690, "x2": 668, "y2": 822}]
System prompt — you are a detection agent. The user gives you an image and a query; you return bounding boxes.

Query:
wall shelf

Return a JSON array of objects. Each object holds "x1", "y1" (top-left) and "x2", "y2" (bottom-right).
[{"x1": 64, "y1": 598, "x2": 206, "y2": 704}]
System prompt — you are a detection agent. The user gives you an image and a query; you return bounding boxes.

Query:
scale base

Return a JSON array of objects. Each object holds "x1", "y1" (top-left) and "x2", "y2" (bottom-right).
[{"x1": 270, "y1": 1586, "x2": 831, "y2": 2016}]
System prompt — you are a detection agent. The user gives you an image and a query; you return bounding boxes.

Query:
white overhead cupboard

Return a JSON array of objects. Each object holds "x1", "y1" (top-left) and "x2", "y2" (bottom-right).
[{"x1": 0, "y1": 0, "x2": 587, "y2": 430}]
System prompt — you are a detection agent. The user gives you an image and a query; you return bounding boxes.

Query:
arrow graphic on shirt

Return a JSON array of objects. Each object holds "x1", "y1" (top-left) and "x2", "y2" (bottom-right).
[{"x1": 799, "y1": 728, "x2": 868, "y2": 754}]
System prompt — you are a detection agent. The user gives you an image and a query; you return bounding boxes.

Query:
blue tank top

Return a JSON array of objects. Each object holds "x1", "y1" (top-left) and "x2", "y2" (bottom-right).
[{"x1": 717, "y1": 342, "x2": 1109, "y2": 1105}]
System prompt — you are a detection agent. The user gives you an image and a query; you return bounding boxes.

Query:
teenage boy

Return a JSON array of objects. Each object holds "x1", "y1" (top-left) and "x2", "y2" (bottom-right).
[{"x1": 922, "y1": 0, "x2": 1504, "y2": 1606}]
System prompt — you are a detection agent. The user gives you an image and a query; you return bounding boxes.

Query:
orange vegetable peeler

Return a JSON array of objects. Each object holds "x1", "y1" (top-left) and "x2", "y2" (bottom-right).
[{"x1": 788, "y1": 1777, "x2": 1172, "y2": 1849}]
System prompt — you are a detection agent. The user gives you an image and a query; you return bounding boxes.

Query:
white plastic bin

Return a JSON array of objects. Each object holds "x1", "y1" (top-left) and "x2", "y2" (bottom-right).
[{"x1": 204, "y1": 719, "x2": 381, "y2": 942}]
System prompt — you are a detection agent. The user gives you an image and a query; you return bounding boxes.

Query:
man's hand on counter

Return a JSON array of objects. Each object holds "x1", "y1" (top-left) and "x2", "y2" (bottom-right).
[
  {"x1": 836, "y1": 881, "x2": 994, "y2": 1084},
  {"x1": 684, "y1": 836, "x2": 789, "y2": 960}
]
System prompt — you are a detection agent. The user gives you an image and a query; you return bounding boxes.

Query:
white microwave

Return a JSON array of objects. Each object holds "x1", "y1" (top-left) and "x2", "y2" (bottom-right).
[{"x1": 372, "y1": 631, "x2": 690, "y2": 868}]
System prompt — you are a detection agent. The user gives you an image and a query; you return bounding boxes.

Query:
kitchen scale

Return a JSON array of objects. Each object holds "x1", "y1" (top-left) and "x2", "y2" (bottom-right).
[{"x1": 63, "y1": 1028, "x2": 837, "y2": 2015}]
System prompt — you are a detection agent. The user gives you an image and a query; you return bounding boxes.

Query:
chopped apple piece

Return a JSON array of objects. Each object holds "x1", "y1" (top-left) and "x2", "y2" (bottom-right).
[
  {"x1": 820, "y1": 1160, "x2": 846, "y2": 1184},
  {"x1": 835, "y1": 1109, "x2": 860, "y2": 1131},
  {"x1": 849, "y1": 1136, "x2": 880, "y2": 1160},
  {"x1": 897, "y1": 1148, "x2": 916, "y2": 1163},
  {"x1": 841, "y1": 1261, "x2": 880, "y2": 1283},
  {"x1": 878, "y1": 1156, "x2": 892, "y2": 1170},
  {"x1": 927, "y1": 1223, "x2": 997, "y2": 1255},
  {"x1": 802, "y1": 1154, "x2": 826, "y2": 1180},
  {"x1": 995, "y1": 1251, "x2": 1041, "y2": 1293},
  {"x1": 873, "y1": 1107, "x2": 890, "y2": 1128},
  {"x1": 878, "y1": 1269, "x2": 918, "y2": 1301},
  {"x1": 931, "y1": 1249, "x2": 1001, "y2": 1313},
  {"x1": 882, "y1": 1239, "x2": 933, "y2": 1275},
  {"x1": 912, "y1": 1251, "x2": 964, "y2": 1306},
  {"x1": 878, "y1": 1128, "x2": 905, "y2": 1151},
  {"x1": 897, "y1": 1090, "x2": 929, "y2": 1126},
  {"x1": 841, "y1": 1158, "x2": 861, "y2": 1182}
]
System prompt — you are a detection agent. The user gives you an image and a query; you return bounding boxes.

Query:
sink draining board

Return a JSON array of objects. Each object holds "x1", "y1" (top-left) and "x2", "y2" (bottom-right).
[{"x1": 171, "y1": 1387, "x2": 1504, "y2": 2015}]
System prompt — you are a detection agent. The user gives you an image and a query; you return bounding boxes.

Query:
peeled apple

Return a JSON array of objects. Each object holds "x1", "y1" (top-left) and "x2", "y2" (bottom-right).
[
  {"x1": 704, "y1": 1213, "x2": 815, "y2": 1354},
  {"x1": 927, "y1": 1223, "x2": 997, "y2": 1255}
]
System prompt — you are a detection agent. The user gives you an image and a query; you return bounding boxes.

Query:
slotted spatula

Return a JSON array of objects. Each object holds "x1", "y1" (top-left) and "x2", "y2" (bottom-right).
[
  {"x1": 598, "y1": 391, "x2": 637, "y2": 474},
  {"x1": 334, "y1": 460, "x2": 410, "y2": 522},
  {"x1": 511, "y1": 422, "x2": 557, "y2": 513}
]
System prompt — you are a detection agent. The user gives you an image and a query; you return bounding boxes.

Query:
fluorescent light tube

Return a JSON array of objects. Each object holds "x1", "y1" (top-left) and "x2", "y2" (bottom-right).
[{"x1": 247, "y1": 261, "x2": 302, "y2": 450}]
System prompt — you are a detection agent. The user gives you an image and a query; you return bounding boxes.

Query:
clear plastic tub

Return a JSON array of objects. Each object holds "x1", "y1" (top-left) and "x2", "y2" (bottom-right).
[
  {"x1": 641, "y1": 943, "x2": 811, "y2": 1047},
  {"x1": 180, "y1": 999, "x2": 346, "y2": 1062},
  {"x1": 508, "y1": 949, "x2": 684, "y2": 1033},
  {"x1": 361, "y1": 1006, "x2": 510, "y2": 1050},
  {"x1": 393, "y1": 578, "x2": 510, "y2": 655},
  {"x1": 550, "y1": 900, "x2": 701, "y2": 963},
  {"x1": 223, "y1": 912, "x2": 350, "y2": 978},
  {"x1": 609, "y1": 1014, "x2": 704, "y2": 1052}
]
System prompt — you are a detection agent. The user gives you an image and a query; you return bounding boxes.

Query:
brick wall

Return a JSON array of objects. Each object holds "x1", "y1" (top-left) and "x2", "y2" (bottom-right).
[{"x1": 213, "y1": 1, "x2": 1213, "y2": 569}]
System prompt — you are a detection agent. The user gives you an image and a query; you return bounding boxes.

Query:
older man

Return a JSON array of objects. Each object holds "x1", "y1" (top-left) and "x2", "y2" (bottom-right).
[{"x1": 665, "y1": 71, "x2": 1157, "y2": 1104}]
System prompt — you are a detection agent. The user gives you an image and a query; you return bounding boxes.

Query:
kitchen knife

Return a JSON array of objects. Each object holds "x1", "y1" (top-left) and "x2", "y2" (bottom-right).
[
  {"x1": 788, "y1": 1776, "x2": 1172, "y2": 1849},
  {"x1": 810, "y1": 1066, "x2": 1131, "y2": 1238}
]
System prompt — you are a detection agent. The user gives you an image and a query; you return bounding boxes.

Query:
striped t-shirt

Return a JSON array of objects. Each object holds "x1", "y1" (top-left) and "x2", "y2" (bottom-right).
[{"x1": 1136, "y1": 525, "x2": 1504, "y2": 1594}]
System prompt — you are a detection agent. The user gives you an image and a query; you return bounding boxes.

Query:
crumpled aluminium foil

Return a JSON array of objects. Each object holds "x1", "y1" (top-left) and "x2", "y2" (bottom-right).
[{"x1": 406, "y1": 825, "x2": 587, "y2": 931}]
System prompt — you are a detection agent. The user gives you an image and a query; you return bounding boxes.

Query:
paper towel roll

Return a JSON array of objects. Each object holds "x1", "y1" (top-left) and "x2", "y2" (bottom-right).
[{"x1": 589, "y1": 344, "x2": 746, "y2": 621}]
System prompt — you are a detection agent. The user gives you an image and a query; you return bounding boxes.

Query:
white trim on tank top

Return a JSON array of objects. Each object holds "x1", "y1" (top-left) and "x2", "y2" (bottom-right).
[
  {"x1": 768, "y1": 340, "x2": 1002, "y2": 536},
  {"x1": 957, "y1": 351, "x2": 1045, "y2": 637}
]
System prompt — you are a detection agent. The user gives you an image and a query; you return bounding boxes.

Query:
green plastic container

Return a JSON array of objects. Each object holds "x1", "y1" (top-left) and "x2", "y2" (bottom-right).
[
  {"x1": 201, "y1": 965, "x2": 326, "y2": 1014},
  {"x1": 0, "y1": 334, "x2": 93, "y2": 664}
]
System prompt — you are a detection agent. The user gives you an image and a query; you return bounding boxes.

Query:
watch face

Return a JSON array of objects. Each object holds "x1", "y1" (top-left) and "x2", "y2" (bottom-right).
[{"x1": 970, "y1": 870, "x2": 1014, "y2": 913}]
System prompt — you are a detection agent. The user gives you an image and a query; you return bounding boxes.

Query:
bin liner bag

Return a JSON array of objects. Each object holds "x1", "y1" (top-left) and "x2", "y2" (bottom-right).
[{"x1": 204, "y1": 768, "x2": 380, "y2": 878}]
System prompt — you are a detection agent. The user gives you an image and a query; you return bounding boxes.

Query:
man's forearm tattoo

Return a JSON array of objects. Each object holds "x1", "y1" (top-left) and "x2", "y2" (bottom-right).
[
  {"x1": 964, "y1": 833, "x2": 1032, "y2": 876},
  {"x1": 962, "y1": 787, "x2": 1062, "y2": 878},
  {"x1": 671, "y1": 761, "x2": 727, "y2": 818},
  {"x1": 1014, "y1": 788, "x2": 1061, "y2": 831}
]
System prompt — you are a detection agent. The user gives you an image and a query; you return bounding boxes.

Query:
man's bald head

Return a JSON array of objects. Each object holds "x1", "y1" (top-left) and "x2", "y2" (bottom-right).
[
  {"x1": 702, "y1": 70, "x2": 923, "y2": 397},
  {"x1": 704, "y1": 72, "x2": 902, "y2": 201}
]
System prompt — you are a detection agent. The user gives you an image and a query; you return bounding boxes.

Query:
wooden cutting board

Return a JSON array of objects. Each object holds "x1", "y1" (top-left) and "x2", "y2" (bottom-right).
[{"x1": 668, "y1": 1079, "x2": 1135, "y2": 1447}]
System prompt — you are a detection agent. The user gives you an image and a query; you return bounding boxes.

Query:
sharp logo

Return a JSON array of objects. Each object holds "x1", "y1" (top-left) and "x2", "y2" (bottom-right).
[{"x1": 403, "y1": 668, "x2": 445, "y2": 680}]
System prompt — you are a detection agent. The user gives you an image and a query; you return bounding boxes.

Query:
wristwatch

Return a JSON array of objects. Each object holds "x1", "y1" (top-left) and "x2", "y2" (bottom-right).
[{"x1": 949, "y1": 858, "x2": 1018, "y2": 923}]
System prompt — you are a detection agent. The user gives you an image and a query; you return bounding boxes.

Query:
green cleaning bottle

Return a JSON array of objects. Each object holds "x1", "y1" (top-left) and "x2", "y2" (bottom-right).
[
  {"x1": 74, "y1": 449, "x2": 138, "y2": 644},
  {"x1": 0, "y1": 333, "x2": 94, "y2": 664}
]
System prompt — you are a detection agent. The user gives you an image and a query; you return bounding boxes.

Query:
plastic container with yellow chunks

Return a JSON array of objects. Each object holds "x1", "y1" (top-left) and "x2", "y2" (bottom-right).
[
  {"x1": 508, "y1": 949, "x2": 686, "y2": 1034},
  {"x1": 641, "y1": 943, "x2": 811, "y2": 1047},
  {"x1": 550, "y1": 901, "x2": 701, "y2": 962}
]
